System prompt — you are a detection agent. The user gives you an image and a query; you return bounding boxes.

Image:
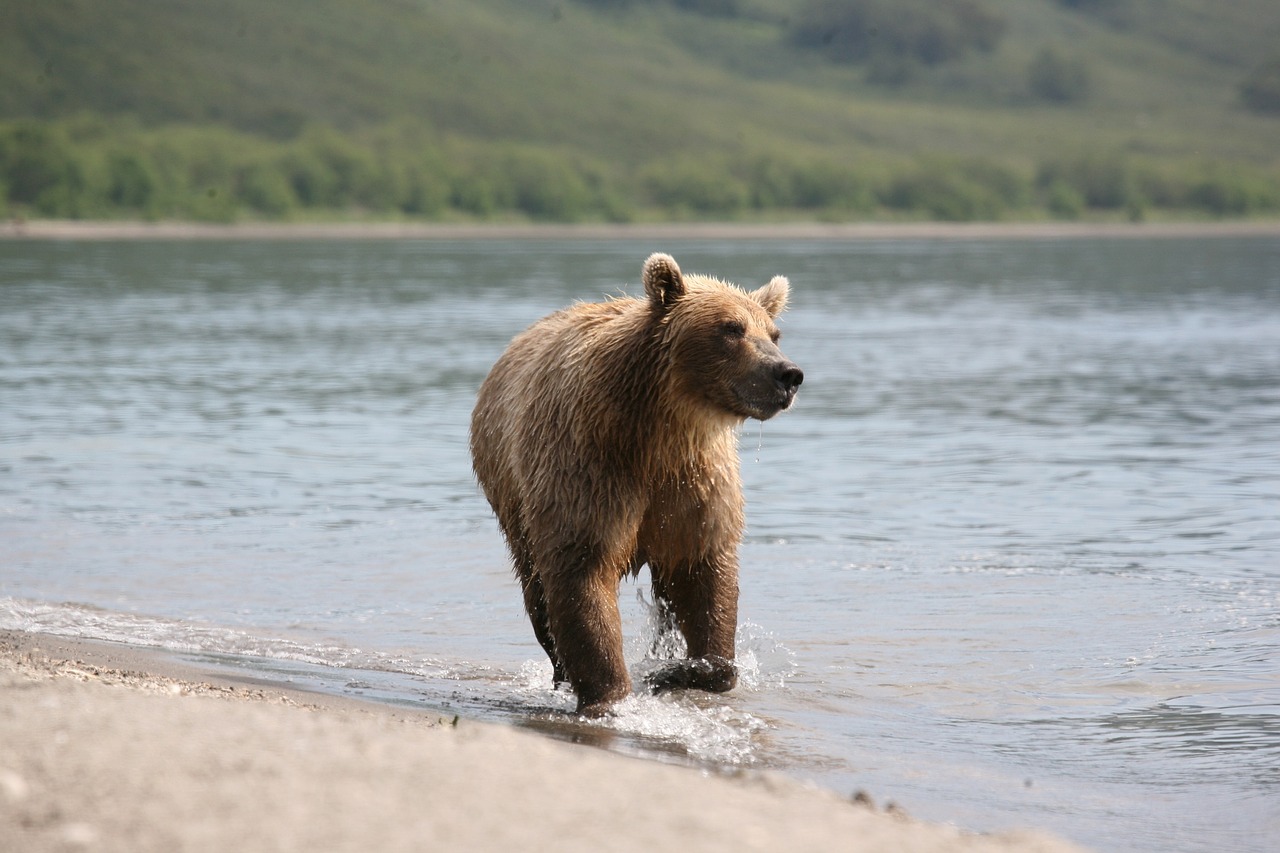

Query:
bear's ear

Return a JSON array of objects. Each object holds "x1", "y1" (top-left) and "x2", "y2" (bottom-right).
[
  {"x1": 751, "y1": 275, "x2": 790, "y2": 318},
  {"x1": 643, "y1": 253, "x2": 685, "y2": 312}
]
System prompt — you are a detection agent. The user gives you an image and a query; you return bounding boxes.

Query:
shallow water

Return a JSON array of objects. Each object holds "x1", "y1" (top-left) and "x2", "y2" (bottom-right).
[{"x1": 2, "y1": 236, "x2": 1278, "y2": 852}]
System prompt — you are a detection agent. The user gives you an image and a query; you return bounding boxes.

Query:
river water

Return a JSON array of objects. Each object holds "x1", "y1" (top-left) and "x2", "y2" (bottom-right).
[{"x1": 2, "y1": 235, "x2": 1278, "y2": 852}]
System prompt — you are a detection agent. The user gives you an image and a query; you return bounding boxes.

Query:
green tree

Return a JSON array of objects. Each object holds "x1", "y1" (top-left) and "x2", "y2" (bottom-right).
[
  {"x1": 1037, "y1": 155, "x2": 1134, "y2": 209},
  {"x1": 879, "y1": 161, "x2": 1014, "y2": 221},
  {"x1": 105, "y1": 151, "x2": 157, "y2": 211},
  {"x1": 500, "y1": 150, "x2": 594, "y2": 222},
  {"x1": 0, "y1": 122, "x2": 84, "y2": 215},
  {"x1": 1046, "y1": 180, "x2": 1085, "y2": 219},
  {"x1": 238, "y1": 163, "x2": 297, "y2": 216},
  {"x1": 643, "y1": 158, "x2": 748, "y2": 215}
]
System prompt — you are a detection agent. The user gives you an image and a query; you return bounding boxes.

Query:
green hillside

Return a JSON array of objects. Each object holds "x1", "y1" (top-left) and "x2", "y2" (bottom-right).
[{"x1": 3, "y1": 0, "x2": 1279, "y2": 222}]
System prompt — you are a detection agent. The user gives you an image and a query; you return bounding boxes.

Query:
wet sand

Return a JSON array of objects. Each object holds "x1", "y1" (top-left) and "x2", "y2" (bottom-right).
[
  {"x1": 1, "y1": 218, "x2": 1278, "y2": 242},
  {"x1": 0, "y1": 630, "x2": 1088, "y2": 852}
]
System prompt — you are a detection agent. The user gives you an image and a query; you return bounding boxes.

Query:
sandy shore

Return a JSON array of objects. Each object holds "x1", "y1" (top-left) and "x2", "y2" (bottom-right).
[
  {"x1": 0, "y1": 630, "x2": 1089, "y2": 853},
  {"x1": 1, "y1": 218, "x2": 1278, "y2": 242}
]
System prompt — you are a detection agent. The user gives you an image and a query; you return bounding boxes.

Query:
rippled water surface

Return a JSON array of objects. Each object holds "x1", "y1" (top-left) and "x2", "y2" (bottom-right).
[{"x1": 2, "y1": 236, "x2": 1278, "y2": 852}]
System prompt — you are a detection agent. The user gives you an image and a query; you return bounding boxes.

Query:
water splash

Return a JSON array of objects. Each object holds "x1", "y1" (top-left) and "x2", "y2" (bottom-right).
[
  {"x1": 735, "y1": 620, "x2": 798, "y2": 691},
  {"x1": 485, "y1": 590, "x2": 798, "y2": 766},
  {"x1": 625, "y1": 587, "x2": 796, "y2": 691},
  {"x1": 585, "y1": 692, "x2": 769, "y2": 765},
  {"x1": 2, "y1": 594, "x2": 792, "y2": 768}
]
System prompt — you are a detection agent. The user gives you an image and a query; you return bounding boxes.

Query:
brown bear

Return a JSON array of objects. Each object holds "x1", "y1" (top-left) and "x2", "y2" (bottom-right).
[{"x1": 469, "y1": 253, "x2": 802, "y2": 716}]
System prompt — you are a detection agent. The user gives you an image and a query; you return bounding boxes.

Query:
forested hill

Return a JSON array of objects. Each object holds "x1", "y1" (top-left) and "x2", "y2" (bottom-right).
[{"x1": 3, "y1": 0, "x2": 1279, "y2": 223}]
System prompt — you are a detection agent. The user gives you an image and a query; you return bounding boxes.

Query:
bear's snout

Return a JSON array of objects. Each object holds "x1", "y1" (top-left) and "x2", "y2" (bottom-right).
[
  {"x1": 774, "y1": 360, "x2": 804, "y2": 393},
  {"x1": 771, "y1": 358, "x2": 803, "y2": 414},
  {"x1": 740, "y1": 356, "x2": 802, "y2": 420}
]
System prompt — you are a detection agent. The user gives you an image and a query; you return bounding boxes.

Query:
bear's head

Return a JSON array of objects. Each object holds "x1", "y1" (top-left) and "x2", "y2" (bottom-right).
[{"x1": 644, "y1": 253, "x2": 803, "y2": 422}]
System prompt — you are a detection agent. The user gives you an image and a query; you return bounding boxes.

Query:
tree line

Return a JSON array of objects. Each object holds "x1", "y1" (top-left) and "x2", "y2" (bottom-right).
[{"x1": 3, "y1": 117, "x2": 1277, "y2": 223}]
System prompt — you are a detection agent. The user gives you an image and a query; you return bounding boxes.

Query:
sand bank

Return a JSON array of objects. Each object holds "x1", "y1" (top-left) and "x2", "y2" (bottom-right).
[
  {"x1": 0, "y1": 630, "x2": 1088, "y2": 853},
  {"x1": 2, "y1": 218, "x2": 1278, "y2": 242}
]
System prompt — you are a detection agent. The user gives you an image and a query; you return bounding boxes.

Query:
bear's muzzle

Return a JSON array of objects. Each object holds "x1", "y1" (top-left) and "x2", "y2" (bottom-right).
[
  {"x1": 741, "y1": 356, "x2": 803, "y2": 420},
  {"x1": 771, "y1": 357, "x2": 804, "y2": 413}
]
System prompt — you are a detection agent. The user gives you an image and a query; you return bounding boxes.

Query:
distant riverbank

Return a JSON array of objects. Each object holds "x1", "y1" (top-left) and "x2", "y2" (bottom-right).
[{"x1": 3, "y1": 218, "x2": 1279, "y2": 242}]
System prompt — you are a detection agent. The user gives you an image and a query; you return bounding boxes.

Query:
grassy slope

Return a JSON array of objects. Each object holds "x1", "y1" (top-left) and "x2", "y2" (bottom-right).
[{"x1": 2, "y1": 0, "x2": 1278, "y2": 218}]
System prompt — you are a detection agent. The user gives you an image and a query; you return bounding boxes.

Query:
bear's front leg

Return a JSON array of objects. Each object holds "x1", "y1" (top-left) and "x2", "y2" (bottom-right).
[
  {"x1": 519, "y1": 572, "x2": 567, "y2": 686},
  {"x1": 541, "y1": 566, "x2": 631, "y2": 716},
  {"x1": 646, "y1": 557, "x2": 740, "y2": 695}
]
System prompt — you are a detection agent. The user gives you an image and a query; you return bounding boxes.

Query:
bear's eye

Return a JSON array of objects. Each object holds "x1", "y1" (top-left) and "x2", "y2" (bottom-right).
[
  {"x1": 720, "y1": 320, "x2": 746, "y2": 339},
  {"x1": 770, "y1": 329, "x2": 781, "y2": 344}
]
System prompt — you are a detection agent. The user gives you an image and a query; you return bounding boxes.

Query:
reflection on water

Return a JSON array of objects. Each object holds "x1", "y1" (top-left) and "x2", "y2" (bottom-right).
[{"x1": 2, "y1": 236, "x2": 1279, "y2": 853}]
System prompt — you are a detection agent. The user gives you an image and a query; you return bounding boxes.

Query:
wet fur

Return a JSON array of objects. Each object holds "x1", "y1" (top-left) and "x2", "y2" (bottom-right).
[{"x1": 470, "y1": 253, "x2": 800, "y2": 715}]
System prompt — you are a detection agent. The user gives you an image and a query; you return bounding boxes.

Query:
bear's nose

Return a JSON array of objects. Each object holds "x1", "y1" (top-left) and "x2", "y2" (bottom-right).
[{"x1": 775, "y1": 360, "x2": 804, "y2": 391}]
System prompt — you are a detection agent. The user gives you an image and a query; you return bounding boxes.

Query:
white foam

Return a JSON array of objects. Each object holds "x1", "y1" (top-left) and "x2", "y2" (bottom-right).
[
  {"x1": 0, "y1": 596, "x2": 461, "y2": 678},
  {"x1": 3, "y1": 594, "x2": 792, "y2": 767},
  {"x1": 590, "y1": 692, "x2": 768, "y2": 765}
]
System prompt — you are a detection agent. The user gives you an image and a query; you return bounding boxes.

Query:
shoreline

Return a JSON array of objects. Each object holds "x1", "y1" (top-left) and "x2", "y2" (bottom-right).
[
  {"x1": 0, "y1": 628, "x2": 1088, "y2": 853},
  {"x1": 2, "y1": 218, "x2": 1279, "y2": 242}
]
